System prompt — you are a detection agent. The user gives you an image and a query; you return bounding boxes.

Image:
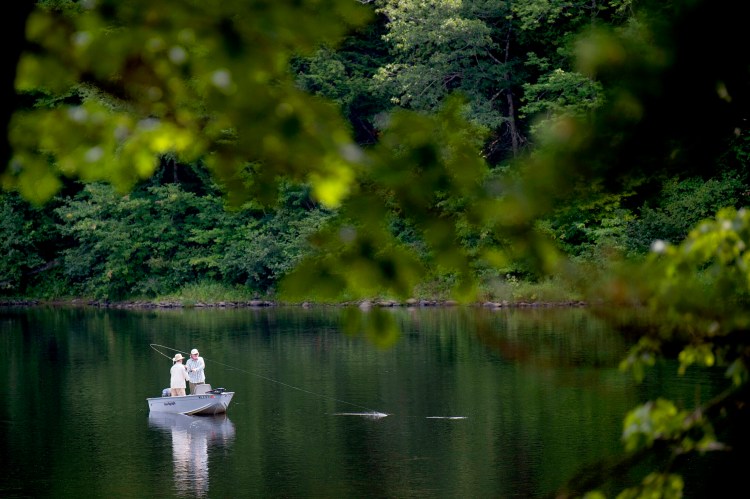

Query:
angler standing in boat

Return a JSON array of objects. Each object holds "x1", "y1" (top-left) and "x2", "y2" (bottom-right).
[
  {"x1": 170, "y1": 353, "x2": 190, "y2": 396},
  {"x1": 186, "y1": 348, "x2": 206, "y2": 394}
]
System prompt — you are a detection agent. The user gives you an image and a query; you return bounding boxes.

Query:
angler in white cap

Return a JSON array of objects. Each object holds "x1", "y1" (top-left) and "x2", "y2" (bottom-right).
[
  {"x1": 186, "y1": 348, "x2": 206, "y2": 394},
  {"x1": 169, "y1": 353, "x2": 190, "y2": 396}
]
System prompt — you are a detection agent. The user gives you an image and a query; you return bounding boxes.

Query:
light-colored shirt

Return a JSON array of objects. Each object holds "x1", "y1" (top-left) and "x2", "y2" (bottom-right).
[
  {"x1": 186, "y1": 356, "x2": 206, "y2": 384},
  {"x1": 170, "y1": 362, "x2": 190, "y2": 389}
]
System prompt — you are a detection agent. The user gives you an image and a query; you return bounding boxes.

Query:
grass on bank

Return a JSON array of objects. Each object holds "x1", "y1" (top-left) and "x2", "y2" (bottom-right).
[
  {"x1": 156, "y1": 281, "x2": 263, "y2": 306},
  {"x1": 4, "y1": 275, "x2": 584, "y2": 306},
  {"x1": 478, "y1": 275, "x2": 584, "y2": 303},
  {"x1": 152, "y1": 276, "x2": 583, "y2": 306}
]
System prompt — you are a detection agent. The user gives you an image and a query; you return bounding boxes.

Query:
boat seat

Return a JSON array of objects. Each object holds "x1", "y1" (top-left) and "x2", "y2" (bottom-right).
[{"x1": 193, "y1": 383, "x2": 211, "y2": 395}]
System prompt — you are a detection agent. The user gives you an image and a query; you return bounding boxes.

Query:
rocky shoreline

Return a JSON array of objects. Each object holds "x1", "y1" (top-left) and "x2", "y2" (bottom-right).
[{"x1": 1, "y1": 297, "x2": 587, "y2": 309}]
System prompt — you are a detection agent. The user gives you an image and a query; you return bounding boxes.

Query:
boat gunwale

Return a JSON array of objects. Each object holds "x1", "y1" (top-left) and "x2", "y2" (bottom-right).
[{"x1": 147, "y1": 391, "x2": 235, "y2": 415}]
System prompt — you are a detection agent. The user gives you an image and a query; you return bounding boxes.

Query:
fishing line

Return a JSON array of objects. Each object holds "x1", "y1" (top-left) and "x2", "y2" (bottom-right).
[{"x1": 150, "y1": 343, "x2": 389, "y2": 418}]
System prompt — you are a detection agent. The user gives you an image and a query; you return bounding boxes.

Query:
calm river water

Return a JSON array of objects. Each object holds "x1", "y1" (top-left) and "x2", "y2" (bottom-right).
[{"x1": 0, "y1": 305, "x2": 730, "y2": 498}]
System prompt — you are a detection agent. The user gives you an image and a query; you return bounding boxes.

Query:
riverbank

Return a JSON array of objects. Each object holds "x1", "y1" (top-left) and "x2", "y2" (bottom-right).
[{"x1": 0, "y1": 297, "x2": 588, "y2": 309}]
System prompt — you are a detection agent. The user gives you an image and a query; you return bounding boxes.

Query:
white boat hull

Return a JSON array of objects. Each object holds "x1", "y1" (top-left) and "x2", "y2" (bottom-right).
[{"x1": 147, "y1": 392, "x2": 234, "y2": 415}]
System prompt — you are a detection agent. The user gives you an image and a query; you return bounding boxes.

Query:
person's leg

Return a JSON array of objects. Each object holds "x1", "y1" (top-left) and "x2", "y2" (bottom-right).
[
  {"x1": 170, "y1": 388, "x2": 180, "y2": 396},
  {"x1": 189, "y1": 381, "x2": 197, "y2": 394},
  {"x1": 175, "y1": 388, "x2": 186, "y2": 396}
]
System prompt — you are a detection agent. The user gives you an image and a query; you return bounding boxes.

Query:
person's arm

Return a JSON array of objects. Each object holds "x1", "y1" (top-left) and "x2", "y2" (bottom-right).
[{"x1": 189, "y1": 358, "x2": 204, "y2": 374}]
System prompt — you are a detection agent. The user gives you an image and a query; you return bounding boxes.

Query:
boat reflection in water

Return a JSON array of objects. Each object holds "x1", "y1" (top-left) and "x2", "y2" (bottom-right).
[{"x1": 148, "y1": 412, "x2": 236, "y2": 497}]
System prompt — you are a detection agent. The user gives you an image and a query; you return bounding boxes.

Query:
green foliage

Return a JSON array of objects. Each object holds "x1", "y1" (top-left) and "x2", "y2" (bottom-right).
[
  {"x1": 537, "y1": 191, "x2": 635, "y2": 263},
  {"x1": 644, "y1": 207, "x2": 750, "y2": 337},
  {"x1": 677, "y1": 344, "x2": 715, "y2": 375},
  {"x1": 292, "y1": 12, "x2": 391, "y2": 144},
  {"x1": 521, "y1": 67, "x2": 604, "y2": 136},
  {"x1": 622, "y1": 398, "x2": 690, "y2": 452},
  {"x1": 51, "y1": 180, "x2": 333, "y2": 299},
  {"x1": 725, "y1": 358, "x2": 749, "y2": 387},
  {"x1": 614, "y1": 207, "x2": 750, "y2": 387},
  {"x1": 625, "y1": 174, "x2": 746, "y2": 254},
  {"x1": 374, "y1": 0, "x2": 630, "y2": 161},
  {"x1": 197, "y1": 184, "x2": 335, "y2": 293},
  {"x1": 7, "y1": 0, "x2": 371, "y2": 207},
  {"x1": 281, "y1": 96, "x2": 493, "y2": 303},
  {"x1": 616, "y1": 473, "x2": 683, "y2": 499},
  {"x1": 374, "y1": 0, "x2": 521, "y2": 161},
  {"x1": 0, "y1": 192, "x2": 64, "y2": 295},
  {"x1": 621, "y1": 397, "x2": 719, "y2": 478},
  {"x1": 619, "y1": 337, "x2": 658, "y2": 383},
  {"x1": 595, "y1": 206, "x2": 750, "y2": 496},
  {"x1": 374, "y1": 0, "x2": 507, "y2": 126},
  {"x1": 509, "y1": 1, "x2": 750, "y2": 494},
  {"x1": 0, "y1": 193, "x2": 47, "y2": 292},
  {"x1": 55, "y1": 183, "x2": 213, "y2": 298}
]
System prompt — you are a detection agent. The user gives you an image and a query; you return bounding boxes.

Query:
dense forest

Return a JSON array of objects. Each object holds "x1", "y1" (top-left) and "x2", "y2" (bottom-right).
[
  {"x1": 3, "y1": 0, "x2": 746, "y2": 304},
  {"x1": 3, "y1": 1, "x2": 750, "y2": 496}
]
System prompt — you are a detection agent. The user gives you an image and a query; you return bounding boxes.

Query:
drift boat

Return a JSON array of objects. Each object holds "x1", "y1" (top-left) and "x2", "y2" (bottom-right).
[{"x1": 147, "y1": 384, "x2": 234, "y2": 415}]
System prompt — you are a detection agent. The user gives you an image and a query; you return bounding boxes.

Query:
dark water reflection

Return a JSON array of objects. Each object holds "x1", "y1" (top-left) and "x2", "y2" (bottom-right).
[{"x1": 0, "y1": 305, "x2": 727, "y2": 498}]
